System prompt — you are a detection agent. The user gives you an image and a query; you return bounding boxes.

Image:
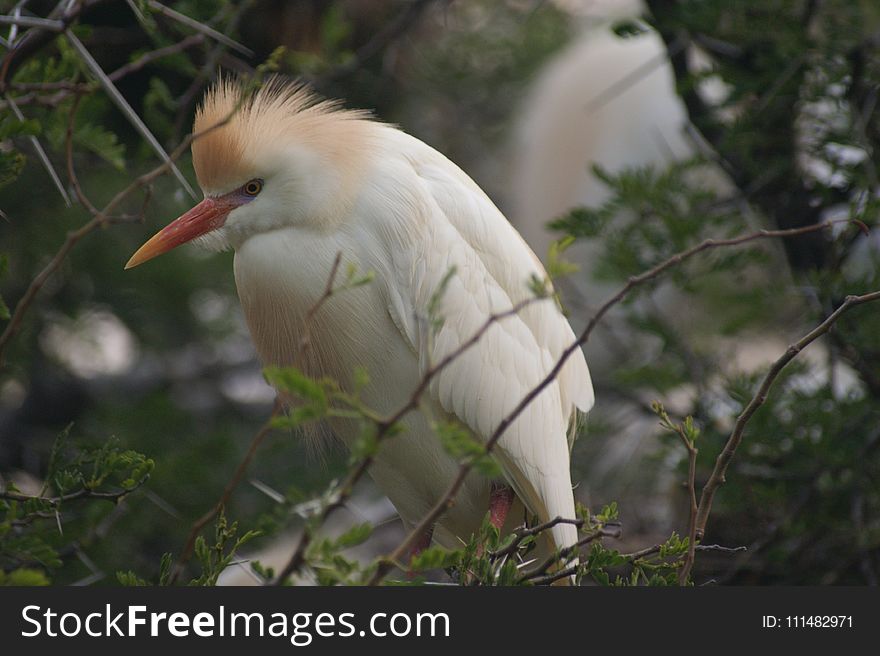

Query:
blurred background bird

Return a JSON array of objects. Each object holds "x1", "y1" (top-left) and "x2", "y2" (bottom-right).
[
  {"x1": 125, "y1": 78, "x2": 595, "y2": 565},
  {"x1": 505, "y1": 0, "x2": 819, "y2": 538}
]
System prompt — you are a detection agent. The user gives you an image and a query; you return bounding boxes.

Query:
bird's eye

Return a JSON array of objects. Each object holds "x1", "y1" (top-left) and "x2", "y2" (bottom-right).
[{"x1": 243, "y1": 179, "x2": 263, "y2": 196}]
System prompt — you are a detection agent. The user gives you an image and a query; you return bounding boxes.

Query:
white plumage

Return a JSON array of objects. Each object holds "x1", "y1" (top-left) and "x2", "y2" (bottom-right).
[{"x1": 127, "y1": 80, "x2": 594, "y2": 561}]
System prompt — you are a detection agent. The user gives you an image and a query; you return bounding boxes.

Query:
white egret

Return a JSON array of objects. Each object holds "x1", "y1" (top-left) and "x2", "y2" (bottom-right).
[{"x1": 126, "y1": 78, "x2": 594, "y2": 567}]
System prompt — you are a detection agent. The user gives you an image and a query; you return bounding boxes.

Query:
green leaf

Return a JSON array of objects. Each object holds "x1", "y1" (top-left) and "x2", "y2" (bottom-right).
[
  {"x1": 74, "y1": 123, "x2": 126, "y2": 171},
  {"x1": 333, "y1": 522, "x2": 372, "y2": 549},
  {"x1": 158, "y1": 552, "x2": 174, "y2": 586},
  {"x1": 0, "y1": 568, "x2": 50, "y2": 586},
  {"x1": 546, "y1": 236, "x2": 580, "y2": 280},
  {"x1": 264, "y1": 366, "x2": 327, "y2": 404},
  {"x1": 0, "y1": 116, "x2": 41, "y2": 139},
  {"x1": 409, "y1": 545, "x2": 459, "y2": 571},
  {"x1": 116, "y1": 570, "x2": 151, "y2": 586},
  {"x1": 0, "y1": 151, "x2": 26, "y2": 189}
]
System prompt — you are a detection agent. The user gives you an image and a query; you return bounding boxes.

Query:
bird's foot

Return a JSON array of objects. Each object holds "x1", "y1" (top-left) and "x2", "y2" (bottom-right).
[
  {"x1": 406, "y1": 525, "x2": 434, "y2": 579},
  {"x1": 489, "y1": 482, "x2": 515, "y2": 531}
]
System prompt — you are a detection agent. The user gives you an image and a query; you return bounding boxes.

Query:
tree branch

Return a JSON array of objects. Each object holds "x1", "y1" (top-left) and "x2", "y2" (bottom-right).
[
  {"x1": 0, "y1": 0, "x2": 114, "y2": 93},
  {"x1": 0, "y1": 96, "x2": 247, "y2": 367},
  {"x1": 366, "y1": 219, "x2": 862, "y2": 585},
  {"x1": 694, "y1": 289, "x2": 880, "y2": 538}
]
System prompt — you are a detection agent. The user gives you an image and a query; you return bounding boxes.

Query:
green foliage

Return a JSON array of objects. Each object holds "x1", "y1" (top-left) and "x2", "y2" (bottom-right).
[
  {"x1": 0, "y1": 114, "x2": 41, "y2": 189},
  {"x1": 408, "y1": 545, "x2": 460, "y2": 572},
  {"x1": 696, "y1": 368, "x2": 880, "y2": 583},
  {"x1": 545, "y1": 236, "x2": 581, "y2": 280},
  {"x1": 0, "y1": 567, "x2": 50, "y2": 586},
  {"x1": 305, "y1": 522, "x2": 374, "y2": 586},
  {"x1": 265, "y1": 366, "x2": 331, "y2": 426},
  {"x1": 189, "y1": 511, "x2": 260, "y2": 586},
  {"x1": 653, "y1": 401, "x2": 700, "y2": 447},
  {"x1": 395, "y1": 498, "x2": 693, "y2": 587},
  {"x1": 1, "y1": 429, "x2": 153, "y2": 584},
  {"x1": 553, "y1": 161, "x2": 750, "y2": 289}
]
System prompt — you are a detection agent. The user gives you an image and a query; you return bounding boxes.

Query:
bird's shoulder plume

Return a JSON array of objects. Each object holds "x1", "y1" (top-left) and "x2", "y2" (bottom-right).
[{"x1": 191, "y1": 76, "x2": 374, "y2": 194}]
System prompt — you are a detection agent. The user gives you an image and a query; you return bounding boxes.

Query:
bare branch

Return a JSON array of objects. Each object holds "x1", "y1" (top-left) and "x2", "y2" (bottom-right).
[
  {"x1": 694, "y1": 289, "x2": 880, "y2": 538},
  {"x1": 146, "y1": 0, "x2": 253, "y2": 58},
  {"x1": 621, "y1": 543, "x2": 747, "y2": 561},
  {"x1": 517, "y1": 524, "x2": 622, "y2": 584},
  {"x1": 4, "y1": 92, "x2": 71, "y2": 206},
  {"x1": 1, "y1": 482, "x2": 147, "y2": 506},
  {"x1": 298, "y1": 252, "x2": 343, "y2": 357},
  {"x1": 0, "y1": 15, "x2": 64, "y2": 31},
  {"x1": 489, "y1": 516, "x2": 585, "y2": 559},
  {"x1": 107, "y1": 33, "x2": 206, "y2": 82},
  {"x1": 64, "y1": 91, "x2": 98, "y2": 214},
  {"x1": 64, "y1": 30, "x2": 197, "y2": 199},
  {"x1": 0, "y1": 0, "x2": 113, "y2": 92}
]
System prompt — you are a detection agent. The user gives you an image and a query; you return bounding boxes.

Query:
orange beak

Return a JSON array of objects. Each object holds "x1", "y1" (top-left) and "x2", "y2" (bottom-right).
[{"x1": 125, "y1": 196, "x2": 240, "y2": 269}]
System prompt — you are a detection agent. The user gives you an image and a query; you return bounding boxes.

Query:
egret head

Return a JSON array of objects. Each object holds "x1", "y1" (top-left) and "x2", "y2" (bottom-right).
[{"x1": 125, "y1": 78, "x2": 373, "y2": 269}]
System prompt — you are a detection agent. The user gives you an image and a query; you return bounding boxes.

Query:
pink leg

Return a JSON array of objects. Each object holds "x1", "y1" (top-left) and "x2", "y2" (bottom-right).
[
  {"x1": 406, "y1": 525, "x2": 434, "y2": 578},
  {"x1": 468, "y1": 483, "x2": 516, "y2": 574},
  {"x1": 408, "y1": 526, "x2": 434, "y2": 558},
  {"x1": 489, "y1": 482, "x2": 515, "y2": 531}
]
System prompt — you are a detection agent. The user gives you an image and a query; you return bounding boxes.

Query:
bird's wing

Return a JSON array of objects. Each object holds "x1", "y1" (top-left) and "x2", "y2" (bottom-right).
[{"x1": 381, "y1": 135, "x2": 594, "y2": 551}]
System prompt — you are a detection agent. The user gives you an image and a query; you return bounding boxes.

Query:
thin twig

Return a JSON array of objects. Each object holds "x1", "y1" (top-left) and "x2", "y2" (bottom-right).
[
  {"x1": 679, "y1": 434, "x2": 698, "y2": 585},
  {"x1": 298, "y1": 252, "x2": 343, "y2": 357},
  {"x1": 528, "y1": 564, "x2": 579, "y2": 586},
  {"x1": 0, "y1": 15, "x2": 64, "y2": 31},
  {"x1": 0, "y1": 0, "x2": 113, "y2": 93},
  {"x1": 694, "y1": 289, "x2": 880, "y2": 537},
  {"x1": 146, "y1": 0, "x2": 253, "y2": 58},
  {"x1": 4, "y1": 92, "x2": 71, "y2": 205},
  {"x1": 170, "y1": 1, "x2": 251, "y2": 140},
  {"x1": 620, "y1": 543, "x2": 747, "y2": 561},
  {"x1": 107, "y1": 33, "x2": 206, "y2": 82},
  {"x1": 64, "y1": 91, "x2": 98, "y2": 214},
  {"x1": 489, "y1": 516, "x2": 584, "y2": 559},
  {"x1": 655, "y1": 405, "x2": 700, "y2": 585},
  {"x1": 517, "y1": 525, "x2": 622, "y2": 584},
  {"x1": 1, "y1": 483, "x2": 144, "y2": 506},
  {"x1": 0, "y1": 35, "x2": 207, "y2": 111},
  {"x1": 64, "y1": 29, "x2": 196, "y2": 199}
]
